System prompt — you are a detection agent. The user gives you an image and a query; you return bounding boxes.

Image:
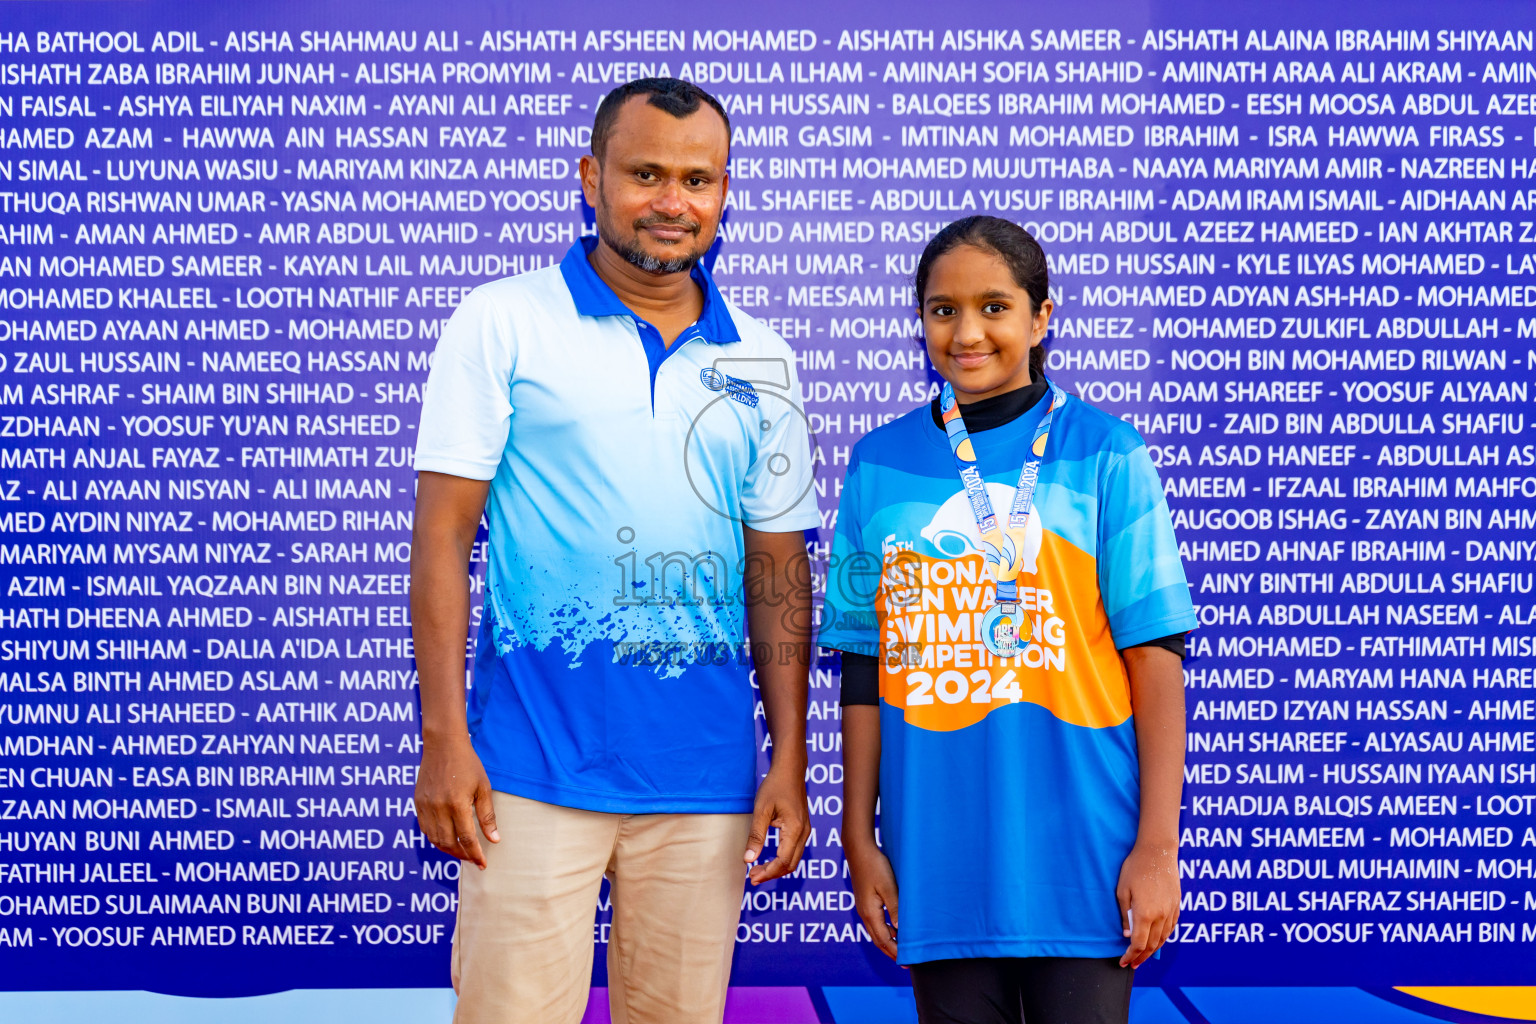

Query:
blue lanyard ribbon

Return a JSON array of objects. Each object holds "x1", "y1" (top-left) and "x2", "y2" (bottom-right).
[{"x1": 937, "y1": 378, "x2": 1062, "y2": 603}]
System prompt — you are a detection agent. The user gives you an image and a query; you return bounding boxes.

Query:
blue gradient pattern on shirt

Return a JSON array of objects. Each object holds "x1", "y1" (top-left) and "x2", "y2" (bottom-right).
[{"x1": 416, "y1": 241, "x2": 820, "y2": 813}]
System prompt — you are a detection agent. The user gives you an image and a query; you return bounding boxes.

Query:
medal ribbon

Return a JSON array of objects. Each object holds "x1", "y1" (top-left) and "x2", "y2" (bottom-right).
[{"x1": 938, "y1": 378, "x2": 1062, "y2": 604}]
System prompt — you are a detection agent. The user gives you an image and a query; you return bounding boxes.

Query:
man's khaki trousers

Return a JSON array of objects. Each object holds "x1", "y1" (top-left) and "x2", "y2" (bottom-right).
[{"x1": 451, "y1": 790, "x2": 752, "y2": 1024}]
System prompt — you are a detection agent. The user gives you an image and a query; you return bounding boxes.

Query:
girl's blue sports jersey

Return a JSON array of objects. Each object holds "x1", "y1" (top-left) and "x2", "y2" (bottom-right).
[{"x1": 818, "y1": 386, "x2": 1197, "y2": 964}]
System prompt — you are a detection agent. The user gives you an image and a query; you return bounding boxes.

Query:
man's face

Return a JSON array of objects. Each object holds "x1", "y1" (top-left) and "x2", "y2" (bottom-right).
[{"x1": 580, "y1": 97, "x2": 730, "y2": 275}]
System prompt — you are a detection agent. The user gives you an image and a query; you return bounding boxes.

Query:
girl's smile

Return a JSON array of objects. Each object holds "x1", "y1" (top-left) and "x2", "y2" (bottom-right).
[{"x1": 951, "y1": 350, "x2": 993, "y2": 369}]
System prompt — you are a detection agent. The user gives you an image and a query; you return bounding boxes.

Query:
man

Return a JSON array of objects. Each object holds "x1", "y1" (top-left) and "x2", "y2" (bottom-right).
[{"x1": 410, "y1": 78, "x2": 820, "y2": 1024}]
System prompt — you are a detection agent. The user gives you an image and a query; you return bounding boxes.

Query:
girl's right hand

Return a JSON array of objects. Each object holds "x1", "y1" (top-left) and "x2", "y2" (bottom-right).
[{"x1": 847, "y1": 844, "x2": 900, "y2": 961}]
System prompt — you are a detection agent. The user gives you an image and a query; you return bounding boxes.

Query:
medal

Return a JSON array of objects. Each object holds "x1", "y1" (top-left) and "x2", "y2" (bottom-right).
[
  {"x1": 937, "y1": 379, "x2": 1061, "y2": 657},
  {"x1": 980, "y1": 591, "x2": 1033, "y2": 659}
]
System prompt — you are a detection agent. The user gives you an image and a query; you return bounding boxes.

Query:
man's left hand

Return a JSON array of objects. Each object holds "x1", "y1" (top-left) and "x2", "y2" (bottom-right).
[{"x1": 744, "y1": 765, "x2": 809, "y2": 885}]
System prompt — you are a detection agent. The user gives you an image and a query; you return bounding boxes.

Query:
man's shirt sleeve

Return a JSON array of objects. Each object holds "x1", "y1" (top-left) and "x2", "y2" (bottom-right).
[
  {"x1": 740, "y1": 350, "x2": 821, "y2": 531},
  {"x1": 816, "y1": 453, "x2": 881, "y2": 658},
  {"x1": 1096, "y1": 442, "x2": 1199, "y2": 649},
  {"x1": 415, "y1": 287, "x2": 516, "y2": 481}
]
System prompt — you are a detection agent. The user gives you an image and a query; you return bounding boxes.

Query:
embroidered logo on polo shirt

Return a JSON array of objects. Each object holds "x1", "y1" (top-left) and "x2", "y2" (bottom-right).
[{"x1": 699, "y1": 367, "x2": 759, "y2": 408}]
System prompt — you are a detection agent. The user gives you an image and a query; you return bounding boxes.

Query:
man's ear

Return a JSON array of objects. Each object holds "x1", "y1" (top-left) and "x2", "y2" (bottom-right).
[{"x1": 578, "y1": 153, "x2": 600, "y2": 208}]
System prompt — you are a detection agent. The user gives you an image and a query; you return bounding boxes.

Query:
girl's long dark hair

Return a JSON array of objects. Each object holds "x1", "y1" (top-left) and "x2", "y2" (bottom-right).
[{"x1": 914, "y1": 216, "x2": 1051, "y2": 378}]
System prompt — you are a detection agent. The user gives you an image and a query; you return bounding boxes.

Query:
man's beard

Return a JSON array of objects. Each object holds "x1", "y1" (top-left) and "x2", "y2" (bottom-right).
[
  {"x1": 599, "y1": 207, "x2": 707, "y2": 275},
  {"x1": 609, "y1": 234, "x2": 701, "y2": 275}
]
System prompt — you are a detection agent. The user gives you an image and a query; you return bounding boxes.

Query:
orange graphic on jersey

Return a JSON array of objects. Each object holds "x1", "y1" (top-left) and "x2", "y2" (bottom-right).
[{"x1": 877, "y1": 529, "x2": 1130, "y2": 732}]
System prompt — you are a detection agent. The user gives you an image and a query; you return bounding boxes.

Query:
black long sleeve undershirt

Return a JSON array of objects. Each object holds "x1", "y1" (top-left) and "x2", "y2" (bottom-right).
[{"x1": 836, "y1": 377, "x2": 1187, "y2": 706}]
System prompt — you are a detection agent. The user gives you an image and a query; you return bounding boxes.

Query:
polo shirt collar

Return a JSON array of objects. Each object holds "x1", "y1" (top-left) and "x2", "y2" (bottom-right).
[{"x1": 559, "y1": 236, "x2": 740, "y2": 344}]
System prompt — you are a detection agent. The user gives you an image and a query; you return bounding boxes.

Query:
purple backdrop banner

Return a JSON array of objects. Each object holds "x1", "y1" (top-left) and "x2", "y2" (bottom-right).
[{"x1": 1, "y1": 1, "x2": 1534, "y2": 1021}]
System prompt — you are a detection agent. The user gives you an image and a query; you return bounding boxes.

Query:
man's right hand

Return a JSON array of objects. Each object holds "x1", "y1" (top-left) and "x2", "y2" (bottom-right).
[
  {"x1": 847, "y1": 843, "x2": 899, "y2": 961},
  {"x1": 415, "y1": 737, "x2": 500, "y2": 869}
]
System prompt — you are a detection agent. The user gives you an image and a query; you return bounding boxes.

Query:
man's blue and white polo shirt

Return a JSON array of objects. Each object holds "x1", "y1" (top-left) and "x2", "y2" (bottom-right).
[{"x1": 415, "y1": 237, "x2": 821, "y2": 813}]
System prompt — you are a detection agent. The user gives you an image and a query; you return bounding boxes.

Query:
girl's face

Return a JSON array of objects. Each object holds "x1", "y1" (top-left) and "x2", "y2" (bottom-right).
[{"x1": 921, "y1": 244, "x2": 1053, "y2": 403}]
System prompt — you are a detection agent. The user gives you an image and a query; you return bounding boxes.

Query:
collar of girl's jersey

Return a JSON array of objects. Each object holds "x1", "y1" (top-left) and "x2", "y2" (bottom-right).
[
  {"x1": 921, "y1": 374, "x2": 1064, "y2": 452},
  {"x1": 927, "y1": 374, "x2": 1048, "y2": 434},
  {"x1": 558, "y1": 236, "x2": 741, "y2": 344}
]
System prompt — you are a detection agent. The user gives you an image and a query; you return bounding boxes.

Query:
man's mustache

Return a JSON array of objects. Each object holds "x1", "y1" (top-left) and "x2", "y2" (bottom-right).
[{"x1": 634, "y1": 215, "x2": 700, "y2": 234}]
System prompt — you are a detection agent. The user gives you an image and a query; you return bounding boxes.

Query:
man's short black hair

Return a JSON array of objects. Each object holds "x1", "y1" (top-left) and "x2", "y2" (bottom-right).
[{"x1": 591, "y1": 78, "x2": 731, "y2": 161}]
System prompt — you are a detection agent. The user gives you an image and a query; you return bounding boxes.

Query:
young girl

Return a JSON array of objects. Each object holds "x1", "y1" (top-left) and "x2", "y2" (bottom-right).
[{"x1": 819, "y1": 216, "x2": 1195, "y2": 1024}]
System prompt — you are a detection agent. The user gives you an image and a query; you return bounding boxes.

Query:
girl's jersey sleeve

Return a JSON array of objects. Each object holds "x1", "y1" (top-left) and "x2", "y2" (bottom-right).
[
  {"x1": 1096, "y1": 442, "x2": 1199, "y2": 649},
  {"x1": 815, "y1": 452, "x2": 881, "y2": 658}
]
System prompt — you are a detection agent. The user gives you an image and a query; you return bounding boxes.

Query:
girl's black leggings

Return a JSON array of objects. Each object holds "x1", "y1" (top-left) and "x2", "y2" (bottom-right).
[{"x1": 909, "y1": 956, "x2": 1133, "y2": 1024}]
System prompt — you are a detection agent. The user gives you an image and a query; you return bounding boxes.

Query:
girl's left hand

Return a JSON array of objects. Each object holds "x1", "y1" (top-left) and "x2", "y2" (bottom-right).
[{"x1": 1115, "y1": 841, "x2": 1179, "y2": 968}]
